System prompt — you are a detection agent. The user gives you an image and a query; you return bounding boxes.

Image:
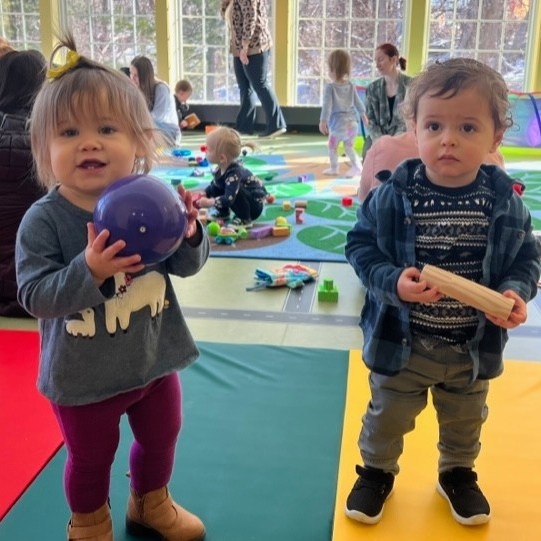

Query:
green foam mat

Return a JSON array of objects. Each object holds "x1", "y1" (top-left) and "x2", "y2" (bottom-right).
[{"x1": 0, "y1": 342, "x2": 349, "y2": 540}]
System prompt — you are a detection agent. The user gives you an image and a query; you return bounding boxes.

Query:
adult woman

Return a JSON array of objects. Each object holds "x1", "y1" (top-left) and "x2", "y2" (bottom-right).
[
  {"x1": 0, "y1": 49, "x2": 47, "y2": 317},
  {"x1": 363, "y1": 43, "x2": 412, "y2": 158},
  {"x1": 221, "y1": 0, "x2": 287, "y2": 138},
  {"x1": 130, "y1": 55, "x2": 180, "y2": 146}
]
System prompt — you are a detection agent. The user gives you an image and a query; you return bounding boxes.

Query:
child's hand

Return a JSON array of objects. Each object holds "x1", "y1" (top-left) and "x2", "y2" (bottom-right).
[
  {"x1": 196, "y1": 196, "x2": 214, "y2": 209},
  {"x1": 397, "y1": 266, "x2": 443, "y2": 303},
  {"x1": 85, "y1": 223, "x2": 144, "y2": 285},
  {"x1": 177, "y1": 185, "x2": 199, "y2": 240},
  {"x1": 319, "y1": 121, "x2": 328, "y2": 135},
  {"x1": 485, "y1": 290, "x2": 527, "y2": 329}
]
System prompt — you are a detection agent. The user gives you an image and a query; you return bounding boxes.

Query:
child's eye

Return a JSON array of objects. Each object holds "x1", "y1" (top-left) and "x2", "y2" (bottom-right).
[
  {"x1": 61, "y1": 128, "x2": 78, "y2": 137},
  {"x1": 99, "y1": 126, "x2": 117, "y2": 135},
  {"x1": 426, "y1": 122, "x2": 440, "y2": 132},
  {"x1": 463, "y1": 124, "x2": 476, "y2": 133}
]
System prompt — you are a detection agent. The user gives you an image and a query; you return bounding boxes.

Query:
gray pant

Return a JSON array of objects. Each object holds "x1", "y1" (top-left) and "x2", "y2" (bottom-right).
[{"x1": 359, "y1": 337, "x2": 489, "y2": 475}]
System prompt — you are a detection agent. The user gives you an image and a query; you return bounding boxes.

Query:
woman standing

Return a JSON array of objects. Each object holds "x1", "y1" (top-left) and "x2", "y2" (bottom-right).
[
  {"x1": 130, "y1": 55, "x2": 180, "y2": 146},
  {"x1": 222, "y1": 0, "x2": 287, "y2": 138},
  {"x1": 363, "y1": 43, "x2": 412, "y2": 158}
]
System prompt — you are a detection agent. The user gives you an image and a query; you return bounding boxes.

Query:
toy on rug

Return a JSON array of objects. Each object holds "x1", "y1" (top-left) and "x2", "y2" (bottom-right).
[{"x1": 246, "y1": 264, "x2": 318, "y2": 291}]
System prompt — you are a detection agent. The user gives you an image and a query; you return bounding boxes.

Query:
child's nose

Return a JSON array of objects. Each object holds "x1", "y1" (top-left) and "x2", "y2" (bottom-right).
[
  {"x1": 441, "y1": 128, "x2": 457, "y2": 146},
  {"x1": 80, "y1": 136, "x2": 102, "y2": 150}
]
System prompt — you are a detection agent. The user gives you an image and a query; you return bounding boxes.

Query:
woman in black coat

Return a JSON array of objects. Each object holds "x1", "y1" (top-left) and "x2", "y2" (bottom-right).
[{"x1": 0, "y1": 49, "x2": 47, "y2": 317}]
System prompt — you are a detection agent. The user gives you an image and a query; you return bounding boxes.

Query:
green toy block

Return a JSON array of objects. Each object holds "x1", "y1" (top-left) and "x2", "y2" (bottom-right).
[{"x1": 318, "y1": 278, "x2": 339, "y2": 302}]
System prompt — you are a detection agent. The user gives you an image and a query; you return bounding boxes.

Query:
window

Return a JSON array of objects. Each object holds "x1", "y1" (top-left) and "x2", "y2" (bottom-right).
[
  {"x1": 428, "y1": 0, "x2": 532, "y2": 91},
  {"x1": 172, "y1": 0, "x2": 235, "y2": 103},
  {"x1": 0, "y1": 0, "x2": 41, "y2": 50},
  {"x1": 294, "y1": 0, "x2": 407, "y2": 106},
  {"x1": 63, "y1": 0, "x2": 156, "y2": 69},
  {"x1": 1, "y1": 0, "x2": 538, "y2": 104}
]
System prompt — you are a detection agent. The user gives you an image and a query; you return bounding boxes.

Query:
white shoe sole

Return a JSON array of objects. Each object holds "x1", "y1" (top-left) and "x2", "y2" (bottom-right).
[{"x1": 436, "y1": 482, "x2": 490, "y2": 526}]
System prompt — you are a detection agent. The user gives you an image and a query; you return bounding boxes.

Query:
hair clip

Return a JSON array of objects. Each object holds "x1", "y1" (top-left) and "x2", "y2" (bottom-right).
[{"x1": 47, "y1": 49, "x2": 81, "y2": 80}]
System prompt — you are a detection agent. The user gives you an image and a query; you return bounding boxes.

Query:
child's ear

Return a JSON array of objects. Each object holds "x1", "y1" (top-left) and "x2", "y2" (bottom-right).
[{"x1": 490, "y1": 129, "x2": 504, "y2": 153}]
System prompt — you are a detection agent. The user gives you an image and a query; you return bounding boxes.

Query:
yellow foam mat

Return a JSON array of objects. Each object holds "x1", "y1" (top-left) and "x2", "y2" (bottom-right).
[{"x1": 333, "y1": 351, "x2": 541, "y2": 540}]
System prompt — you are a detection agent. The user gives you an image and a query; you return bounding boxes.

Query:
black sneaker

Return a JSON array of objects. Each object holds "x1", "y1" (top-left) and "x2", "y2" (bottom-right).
[
  {"x1": 231, "y1": 216, "x2": 253, "y2": 228},
  {"x1": 437, "y1": 467, "x2": 491, "y2": 525},
  {"x1": 345, "y1": 465, "x2": 394, "y2": 524}
]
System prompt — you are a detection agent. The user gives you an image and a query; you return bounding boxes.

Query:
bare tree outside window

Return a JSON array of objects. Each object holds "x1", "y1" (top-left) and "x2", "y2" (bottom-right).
[
  {"x1": 428, "y1": 0, "x2": 531, "y2": 91},
  {"x1": 294, "y1": 0, "x2": 407, "y2": 106},
  {"x1": 64, "y1": 0, "x2": 157, "y2": 68},
  {"x1": 0, "y1": 0, "x2": 535, "y2": 104},
  {"x1": 0, "y1": 0, "x2": 41, "y2": 50}
]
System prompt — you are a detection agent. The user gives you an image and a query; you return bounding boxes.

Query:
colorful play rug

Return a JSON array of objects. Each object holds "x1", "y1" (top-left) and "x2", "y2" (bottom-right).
[
  {"x1": 152, "y1": 146, "x2": 541, "y2": 263},
  {"x1": 153, "y1": 151, "x2": 359, "y2": 263}
]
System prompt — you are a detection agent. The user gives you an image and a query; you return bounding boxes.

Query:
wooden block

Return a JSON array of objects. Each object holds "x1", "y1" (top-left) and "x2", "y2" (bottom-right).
[
  {"x1": 272, "y1": 226, "x2": 290, "y2": 237},
  {"x1": 419, "y1": 264, "x2": 514, "y2": 320},
  {"x1": 184, "y1": 112, "x2": 201, "y2": 129}
]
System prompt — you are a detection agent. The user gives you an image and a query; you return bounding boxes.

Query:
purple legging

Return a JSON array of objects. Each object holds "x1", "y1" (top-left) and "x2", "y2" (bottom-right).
[{"x1": 52, "y1": 372, "x2": 182, "y2": 513}]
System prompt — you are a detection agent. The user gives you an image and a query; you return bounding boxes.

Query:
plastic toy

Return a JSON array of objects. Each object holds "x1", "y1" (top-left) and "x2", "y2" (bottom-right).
[
  {"x1": 93, "y1": 174, "x2": 188, "y2": 264},
  {"x1": 318, "y1": 278, "x2": 339, "y2": 302},
  {"x1": 171, "y1": 148, "x2": 191, "y2": 157},
  {"x1": 247, "y1": 264, "x2": 318, "y2": 291},
  {"x1": 249, "y1": 225, "x2": 273, "y2": 239},
  {"x1": 215, "y1": 226, "x2": 238, "y2": 245},
  {"x1": 207, "y1": 221, "x2": 221, "y2": 236}
]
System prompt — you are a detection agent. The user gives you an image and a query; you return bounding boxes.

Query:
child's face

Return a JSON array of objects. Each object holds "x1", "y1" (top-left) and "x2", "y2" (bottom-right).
[
  {"x1": 175, "y1": 89, "x2": 191, "y2": 103},
  {"x1": 413, "y1": 87, "x2": 503, "y2": 188},
  {"x1": 50, "y1": 111, "x2": 145, "y2": 210},
  {"x1": 205, "y1": 135, "x2": 220, "y2": 165}
]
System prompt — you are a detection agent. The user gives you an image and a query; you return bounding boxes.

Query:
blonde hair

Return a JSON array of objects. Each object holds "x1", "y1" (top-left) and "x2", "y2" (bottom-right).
[
  {"x1": 30, "y1": 32, "x2": 161, "y2": 189},
  {"x1": 402, "y1": 57, "x2": 512, "y2": 132},
  {"x1": 328, "y1": 49, "x2": 352, "y2": 81},
  {"x1": 206, "y1": 126, "x2": 242, "y2": 163}
]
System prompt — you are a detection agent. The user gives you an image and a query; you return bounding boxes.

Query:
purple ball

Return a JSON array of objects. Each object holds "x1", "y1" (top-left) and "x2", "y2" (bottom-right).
[{"x1": 94, "y1": 174, "x2": 188, "y2": 264}]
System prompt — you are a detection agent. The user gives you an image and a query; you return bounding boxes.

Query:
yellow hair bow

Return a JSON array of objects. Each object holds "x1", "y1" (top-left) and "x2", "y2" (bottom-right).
[{"x1": 47, "y1": 49, "x2": 81, "y2": 80}]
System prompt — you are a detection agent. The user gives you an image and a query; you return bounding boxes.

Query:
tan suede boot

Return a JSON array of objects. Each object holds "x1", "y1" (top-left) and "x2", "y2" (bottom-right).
[
  {"x1": 67, "y1": 502, "x2": 113, "y2": 540},
  {"x1": 126, "y1": 487, "x2": 205, "y2": 541}
]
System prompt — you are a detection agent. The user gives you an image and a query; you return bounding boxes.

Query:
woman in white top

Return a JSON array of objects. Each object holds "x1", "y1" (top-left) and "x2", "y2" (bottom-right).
[{"x1": 130, "y1": 55, "x2": 180, "y2": 146}]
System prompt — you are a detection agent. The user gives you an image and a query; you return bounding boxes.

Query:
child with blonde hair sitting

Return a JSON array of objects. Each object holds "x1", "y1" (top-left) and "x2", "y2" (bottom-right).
[{"x1": 195, "y1": 126, "x2": 268, "y2": 226}]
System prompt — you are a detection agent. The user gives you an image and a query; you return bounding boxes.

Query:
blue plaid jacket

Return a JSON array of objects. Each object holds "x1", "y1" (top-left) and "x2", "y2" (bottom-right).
[{"x1": 346, "y1": 159, "x2": 540, "y2": 380}]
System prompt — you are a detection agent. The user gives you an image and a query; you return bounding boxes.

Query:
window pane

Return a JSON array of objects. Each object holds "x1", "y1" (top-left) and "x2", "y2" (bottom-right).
[
  {"x1": 295, "y1": 0, "x2": 407, "y2": 106},
  {"x1": 428, "y1": 0, "x2": 532, "y2": 91}
]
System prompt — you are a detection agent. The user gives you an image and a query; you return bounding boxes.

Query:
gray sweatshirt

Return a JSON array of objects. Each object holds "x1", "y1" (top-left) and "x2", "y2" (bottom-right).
[
  {"x1": 320, "y1": 81, "x2": 366, "y2": 132},
  {"x1": 16, "y1": 188, "x2": 210, "y2": 406}
]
